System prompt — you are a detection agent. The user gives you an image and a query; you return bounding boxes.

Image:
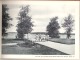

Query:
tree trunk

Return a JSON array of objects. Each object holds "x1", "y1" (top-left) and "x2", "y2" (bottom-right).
[
  {"x1": 27, "y1": 34, "x2": 28, "y2": 39},
  {"x1": 67, "y1": 34, "x2": 70, "y2": 39}
]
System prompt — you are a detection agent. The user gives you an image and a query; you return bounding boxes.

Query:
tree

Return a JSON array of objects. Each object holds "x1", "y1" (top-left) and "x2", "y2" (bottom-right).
[
  {"x1": 47, "y1": 17, "x2": 60, "y2": 38},
  {"x1": 2, "y1": 4, "x2": 12, "y2": 36},
  {"x1": 62, "y1": 14, "x2": 74, "y2": 39},
  {"x1": 16, "y1": 5, "x2": 33, "y2": 39}
]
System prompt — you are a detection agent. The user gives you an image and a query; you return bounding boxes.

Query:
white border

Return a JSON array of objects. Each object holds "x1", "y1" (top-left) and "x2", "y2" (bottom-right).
[{"x1": 1, "y1": 1, "x2": 80, "y2": 59}]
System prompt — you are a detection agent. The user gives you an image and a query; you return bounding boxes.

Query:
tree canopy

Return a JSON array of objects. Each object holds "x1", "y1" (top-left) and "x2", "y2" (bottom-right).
[
  {"x1": 62, "y1": 14, "x2": 74, "y2": 38},
  {"x1": 2, "y1": 4, "x2": 12, "y2": 36},
  {"x1": 47, "y1": 17, "x2": 60, "y2": 38},
  {"x1": 16, "y1": 5, "x2": 33, "y2": 39}
]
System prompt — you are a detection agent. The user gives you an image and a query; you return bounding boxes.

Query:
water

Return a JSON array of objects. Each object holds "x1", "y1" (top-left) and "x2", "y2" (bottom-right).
[{"x1": 3, "y1": 32, "x2": 75, "y2": 39}]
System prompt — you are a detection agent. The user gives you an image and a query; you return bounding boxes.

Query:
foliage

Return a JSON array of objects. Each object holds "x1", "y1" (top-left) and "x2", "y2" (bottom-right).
[
  {"x1": 2, "y1": 4, "x2": 12, "y2": 36},
  {"x1": 47, "y1": 17, "x2": 60, "y2": 38},
  {"x1": 62, "y1": 14, "x2": 74, "y2": 39},
  {"x1": 16, "y1": 5, "x2": 33, "y2": 39}
]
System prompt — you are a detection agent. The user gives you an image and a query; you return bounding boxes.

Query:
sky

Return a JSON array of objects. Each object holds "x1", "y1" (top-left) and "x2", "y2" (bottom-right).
[{"x1": 3, "y1": 1, "x2": 79, "y2": 33}]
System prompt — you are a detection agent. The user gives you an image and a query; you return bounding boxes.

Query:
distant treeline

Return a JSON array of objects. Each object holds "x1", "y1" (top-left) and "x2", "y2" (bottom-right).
[{"x1": 7, "y1": 32, "x2": 75, "y2": 35}]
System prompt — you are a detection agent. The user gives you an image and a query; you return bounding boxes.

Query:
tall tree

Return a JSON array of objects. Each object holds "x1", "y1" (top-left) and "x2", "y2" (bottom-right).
[
  {"x1": 2, "y1": 4, "x2": 12, "y2": 36},
  {"x1": 16, "y1": 5, "x2": 33, "y2": 39},
  {"x1": 62, "y1": 14, "x2": 74, "y2": 39},
  {"x1": 47, "y1": 17, "x2": 60, "y2": 38}
]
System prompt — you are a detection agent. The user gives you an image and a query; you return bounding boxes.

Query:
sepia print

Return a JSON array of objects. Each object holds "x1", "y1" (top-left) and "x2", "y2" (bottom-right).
[{"x1": 2, "y1": 1, "x2": 79, "y2": 59}]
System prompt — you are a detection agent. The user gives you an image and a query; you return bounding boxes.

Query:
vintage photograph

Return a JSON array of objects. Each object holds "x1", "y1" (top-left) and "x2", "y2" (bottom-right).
[{"x1": 2, "y1": 1, "x2": 78, "y2": 56}]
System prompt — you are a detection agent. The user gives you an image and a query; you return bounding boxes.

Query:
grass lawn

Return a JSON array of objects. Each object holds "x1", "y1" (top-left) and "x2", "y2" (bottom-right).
[
  {"x1": 2, "y1": 39, "x2": 68, "y2": 55},
  {"x1": 2, "y1": 39, "x2": 25, "y2": 44},
  {"x1": 48, "y1": 38, "x2": 75, "y2": 44}
]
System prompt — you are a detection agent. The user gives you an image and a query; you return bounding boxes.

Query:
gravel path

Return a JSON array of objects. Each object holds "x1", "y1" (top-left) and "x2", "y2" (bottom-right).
[{"x1": 35, "y1": 41, "x2": 75, "y2": 55}]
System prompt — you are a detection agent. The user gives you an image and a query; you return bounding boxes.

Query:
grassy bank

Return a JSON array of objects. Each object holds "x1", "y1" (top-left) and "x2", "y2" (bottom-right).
[
  {"x1": 2, "y1": 43, "x2": 68, "y2": 55},
  {"x1": 2, "y1": 39, "x2": 68, "y2": 55},
  {"x1": 2, "y1": 39, "x2": 25, "y2": 44},
  {"x1": 48, "y1": 38, "x2": 75, "y2": 44}
]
